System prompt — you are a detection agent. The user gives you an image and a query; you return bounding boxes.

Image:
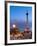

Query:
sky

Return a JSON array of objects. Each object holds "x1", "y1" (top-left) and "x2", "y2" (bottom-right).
[{"x1": 10, "y1": 6, "x2": 32, "y2": 22}]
